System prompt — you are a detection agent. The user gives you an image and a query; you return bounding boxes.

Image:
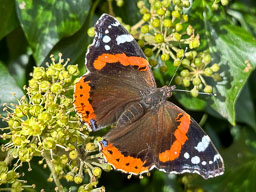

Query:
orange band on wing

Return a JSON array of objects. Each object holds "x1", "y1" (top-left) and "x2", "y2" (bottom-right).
[
  {"x1": 159, "y1": 113, "x2": 190, "y2": 162},
  {"x1": 93, "y1": 53, "x2": 149, "y2": 71},
  {"x1": 74, "y1": 76, "x2": 96, "y2": 124},
  {"x1": 101, "y1": 142, "x2": 149, "y2": 174}
]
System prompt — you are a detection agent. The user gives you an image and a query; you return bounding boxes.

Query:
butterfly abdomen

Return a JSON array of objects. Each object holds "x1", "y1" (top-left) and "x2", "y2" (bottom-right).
[{"x1": 117, "y1": 102, "x2": 145, "y2": 127}]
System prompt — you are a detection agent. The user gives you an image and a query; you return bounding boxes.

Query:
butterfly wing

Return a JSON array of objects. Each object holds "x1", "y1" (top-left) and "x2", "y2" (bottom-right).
[
  {"x1": 155, "y1": 102, "x2": 224, "y2": 179},
  {"x1": 100, "y1": 101, "x2": 224, "y2": 178},
  {"x1": 100, "y1": 107, "x2": 159, "y2": 175},
  {"x1": 74, "y1": 14, "x2": 156, "y2": 130}
]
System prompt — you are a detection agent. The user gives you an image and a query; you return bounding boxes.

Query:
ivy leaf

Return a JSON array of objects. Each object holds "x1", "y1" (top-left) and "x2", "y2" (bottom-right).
[
  {"x1": 206, "y1": 24, "x2": 256, "y2": 125},
  {"x1": 235, "y1": 82, "x2": 256, "y2": 130},
  {"x1": 229, "y1": 0, "x2": 256, "y2": 35},
  {"x1": 174, "y1": 93, "x2": 207, "y2": 111},
  {"x1": 15, "y1": 0, "x2": 91, "y2": 65},
  {"x1": 43, "y1": 0, "x2": 99, "y2": 69},
  {"x1": 0, "y1": 62, "x2": 24, "y2": 115},
  {"x1": 0, "y1": 0, "x2": 19, "y2": 40}
]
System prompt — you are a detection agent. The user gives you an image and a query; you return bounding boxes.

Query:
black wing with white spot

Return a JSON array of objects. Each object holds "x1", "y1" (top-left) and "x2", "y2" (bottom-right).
[
  {"x1": 155, "y1": 102, "x2": 224, "y2": 179},
  {"x1": 86, "y1": 13, "x2": 147, "y2": 72}
]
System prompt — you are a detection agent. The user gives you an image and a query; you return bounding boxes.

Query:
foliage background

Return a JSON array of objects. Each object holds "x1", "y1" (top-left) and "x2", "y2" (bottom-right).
[{"x1": 0, "y1": 0, "x2": 256, "y2": 191}]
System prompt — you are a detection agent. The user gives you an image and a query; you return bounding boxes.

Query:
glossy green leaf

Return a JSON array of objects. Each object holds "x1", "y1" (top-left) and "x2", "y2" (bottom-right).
[
  {"x1": 0, "y1": 0, "x2": 19, "y2": 40},
  {"x1": 43, "y1": 0, "x2": 99, "y2": 68},
  {"x1": 174, "y1": 93, "x2": 207, "y2": 111},
  {"x1": 229, "y1": 0, "x2": 256, "y2": 35},
  {"x1": 6, "y1": 27, "x2": 31, "y2": 88},
  {"x1": 235, "y1": 82, "x2": 256, "y2": 130},
  {"x1": 206, "y1": 24, "x2": 256, "y2": 125},
  {"x1": 0, "y1": 62, "x2": 24, "y2": 115},
  {"x1": 15, "y1": 0, "x2": 91, "y2": 65}
]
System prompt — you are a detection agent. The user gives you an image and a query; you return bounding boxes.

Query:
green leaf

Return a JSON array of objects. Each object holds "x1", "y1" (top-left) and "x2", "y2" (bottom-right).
[
  {"x1": 206, "y1": 24, "x2": 256, "y2": 125},
  {"x1": 43, "y1": 0, "x2": 99, "y2": 68},
  {"x1": 0, "y1": 62, "x2": 24, "y2": 115},
  {"x1": 15, "y1": 0, "x2": 91, "y2": 65},
  {"x1": 6, "y1": 27, "x2": 31, "y2": 88},
  {"x1": 235, "y1": 82, "x2": 256, "y2": 130},
  {"x1": 174, "y1": 93, "x2": 207, "y2": 111},
  {"x1": 0, "y1": 0, "x2": 19, "y2": 40},
  {"x1": 229, "y1": 0, "x2": 256, "y2": 36},
  {"x1": 114, "y1": 0, "x2": 141, "y2": 25}
]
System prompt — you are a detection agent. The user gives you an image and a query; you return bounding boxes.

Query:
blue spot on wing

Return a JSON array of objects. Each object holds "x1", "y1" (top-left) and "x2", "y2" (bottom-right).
[
  {"x1": 101, "y1": 139, "x2": 108, "y2": 147},
  {"x1": 90, "y1": 119, "x2": 97, "y2": 131}
]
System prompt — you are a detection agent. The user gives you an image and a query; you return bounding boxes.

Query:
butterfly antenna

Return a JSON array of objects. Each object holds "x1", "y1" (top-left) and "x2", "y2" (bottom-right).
[
  {"x1": 168, "y1": 47, "x2": 188, "y2": 86},
  {"x1": 173, "y1": 88, "x2": 217, "y2": 96}
]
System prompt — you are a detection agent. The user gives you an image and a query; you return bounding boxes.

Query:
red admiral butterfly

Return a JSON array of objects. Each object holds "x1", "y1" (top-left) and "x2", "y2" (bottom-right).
[{"x1": 74, "y1": 14, "x2": 224, "y2": 179}]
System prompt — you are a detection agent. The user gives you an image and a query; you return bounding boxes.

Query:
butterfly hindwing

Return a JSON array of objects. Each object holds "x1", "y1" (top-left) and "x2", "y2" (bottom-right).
[
  {"x1": 100, "y1": 107, "x2": 158, "y2": 175},
  {"x1": 155, "y1": 102, "x2": 224, "y2": 179}
]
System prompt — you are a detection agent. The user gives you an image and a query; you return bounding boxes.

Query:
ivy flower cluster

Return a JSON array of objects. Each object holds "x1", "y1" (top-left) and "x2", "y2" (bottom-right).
[
  {"x1": 0, "y1": 54, "x2": 110, "y2": 192},
  {"x1": 133, "y1": 0, "x2": 223, "y2": 96}
]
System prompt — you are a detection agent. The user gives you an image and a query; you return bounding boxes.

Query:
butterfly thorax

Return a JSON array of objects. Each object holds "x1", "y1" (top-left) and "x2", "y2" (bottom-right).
[
  {"x1": 142, "y1": 85, "x2": 176, "y2": 109},
  {"x1": 116, "y1": 86, "x2": 176, "y2": 128}
]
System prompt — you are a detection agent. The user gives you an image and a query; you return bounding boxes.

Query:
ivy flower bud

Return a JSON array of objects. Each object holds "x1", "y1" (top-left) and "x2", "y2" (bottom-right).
[
  {"x1": 155, "y1": 34, "x2": 164, "y2": 43},
  {"x1": 67, "y1": 64, "x2": 79, "y2": 76},
  {"x1": 43, "y1": 137, "x2": 56, "y2": 150},
  {"x1": 204, "y1": 85, "x2": 213, "y2": 93},
  {"x1": 74, "y1": 174, "x2": 83, "y2": 184},
  {"x1": 69, "y1": 150, "x2": 79, "y2": 160},
  {"x1": 33, "y1": 67, "x2": 45, "y2": 80},
  {"x1": 141, "y1": 25, "x2": 149, "y2": 34},
  {"x1": 40, "y1": 80, "x2": 51, "y2": 92},
  {"x1": 143, "y1": 13, "x2": 151, "y2": 21},
  {"x1": 92, "y1": 167, "x2": 102, "y2": 177},
  {"x1": 87, "y1": 27, "x2": 95, "y2": 37},
  {"x1": 152, "y1": 19, "x2": 160, "y2": 28},
  {"x1": 163, "y1": 19, "x2": 172, "y2": 28},
  {"x1": 51, "y1": 82, "x2": 63, "y2": 94}
]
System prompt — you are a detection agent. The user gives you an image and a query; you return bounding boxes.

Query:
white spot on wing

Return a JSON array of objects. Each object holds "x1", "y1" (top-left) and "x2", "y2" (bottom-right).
[
  {"x1": 105, "y1": 29, "x2": 109, "y2": 34},
  {"x1": 194, "y1": 135, "x2": 211, "y2": 152},
  {"x1": 116, "y1": 34, "x2": 134, "y2": 45},
  {"x1": 184, "y1": 152, "x2": 190, "y2": 159},
  {"x1": 191, "y1": 156, "x2": 200, "y2": 164},
  {"x1": 112, "y1": 21, "x2": 120, "y2": 26},
  {"x1": 214, "y1": 154, "x2": 221, "y2": 162},
  {"x1": 202, "y1": 161, "x2": 207, "y2": 165},
  {"x1": 209, "y1": 160, "x2": 213, "y2": 164},
  {"x1": 103, "y1": 35, "x2": 111, "y2": 43},
  {"x1": 104, "y1": 45, "x2": 110, "y2": 50}
]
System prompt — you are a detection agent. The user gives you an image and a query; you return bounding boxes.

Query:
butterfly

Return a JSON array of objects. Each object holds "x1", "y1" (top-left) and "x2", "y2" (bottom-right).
[{"x1": 73, "y1": 14, "x2": 224, "y2": 179}]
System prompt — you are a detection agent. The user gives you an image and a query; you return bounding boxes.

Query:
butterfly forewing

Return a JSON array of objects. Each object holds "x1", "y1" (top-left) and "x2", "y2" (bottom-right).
[{"x1": 74, "y1": 14, "x2": 156, "y2": 130}]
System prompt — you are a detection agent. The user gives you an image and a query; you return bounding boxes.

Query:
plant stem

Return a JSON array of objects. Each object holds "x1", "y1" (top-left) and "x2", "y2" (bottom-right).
[
  {"x1": 131, "y1": 19, "x2": 145, "y2": 31},
  {"x1": 199, "y1": 113, "x2": 208, "y2": 127},
  {"x1": 108, "y1": 0, "x2": 114, "y2": 16},
  {"x1": 43, "y1": 151, "x2": 64, "y2": 192}
]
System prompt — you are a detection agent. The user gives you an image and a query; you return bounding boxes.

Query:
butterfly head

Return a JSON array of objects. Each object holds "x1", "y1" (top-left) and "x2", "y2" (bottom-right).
[
  {"x1": 162, "y1": 85, "x2": 176, "y2": 98},
  {"x1": 143, "y1": 85, "x2": 176, "y2": 108}
]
